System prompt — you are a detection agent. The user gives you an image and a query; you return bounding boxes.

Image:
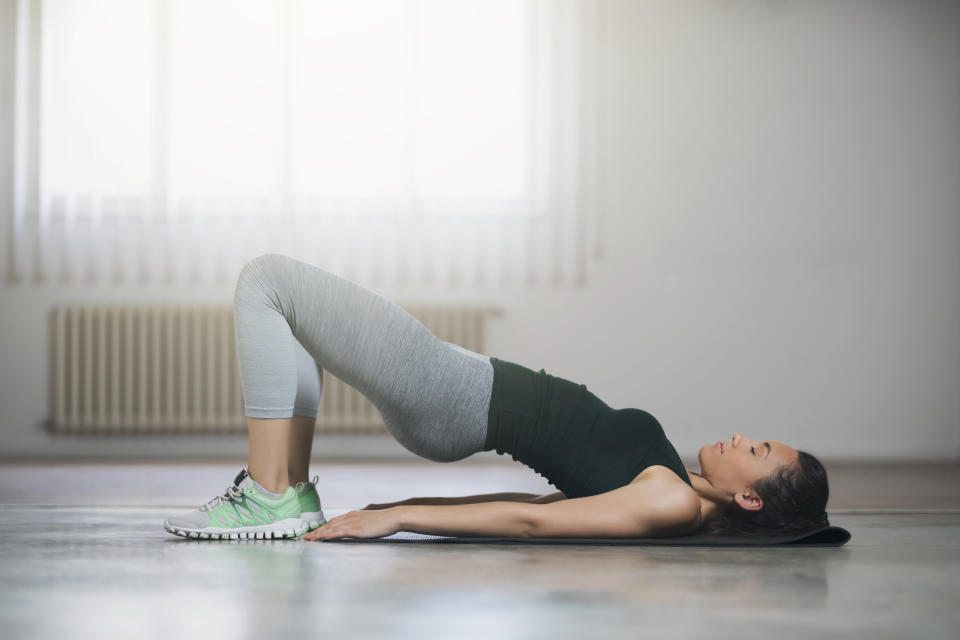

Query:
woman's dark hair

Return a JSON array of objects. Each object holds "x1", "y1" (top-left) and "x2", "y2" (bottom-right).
[{"x1": 704, "y1": 450, "x2": 830, "y2": 536}]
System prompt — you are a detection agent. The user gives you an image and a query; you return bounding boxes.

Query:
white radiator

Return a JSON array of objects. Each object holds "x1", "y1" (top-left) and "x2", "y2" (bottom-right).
[{"x1": 49, "y1": 304, "x2": 499, "y2": 434}]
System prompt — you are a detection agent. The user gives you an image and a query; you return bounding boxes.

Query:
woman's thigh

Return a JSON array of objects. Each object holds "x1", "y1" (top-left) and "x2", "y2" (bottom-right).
[{"x1": 234, "y1": 253, "x2": 494, "y2": 461}]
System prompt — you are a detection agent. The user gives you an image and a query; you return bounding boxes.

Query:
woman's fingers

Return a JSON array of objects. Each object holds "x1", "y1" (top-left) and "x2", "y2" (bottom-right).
[
  {"x1": 302, "y1": 511, "x2": 353, "y2": 540},
  {"x1": 302, "y1": 528, "x2": 326, "y2": 541}
]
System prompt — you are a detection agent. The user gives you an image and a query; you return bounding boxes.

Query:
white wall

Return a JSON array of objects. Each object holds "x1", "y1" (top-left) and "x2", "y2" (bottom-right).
[{"x1": 0, "y1": 0, "x2": 957, "y2": 461}]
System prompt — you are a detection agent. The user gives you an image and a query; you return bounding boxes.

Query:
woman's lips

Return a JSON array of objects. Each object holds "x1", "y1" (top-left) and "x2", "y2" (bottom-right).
[{"x1": 716, "y1": 441, "x2": 723, "y2": 453}]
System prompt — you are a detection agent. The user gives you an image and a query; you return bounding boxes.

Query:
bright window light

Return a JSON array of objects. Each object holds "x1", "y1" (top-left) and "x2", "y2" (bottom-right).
[{"x1": 40, "y1": 0, "x2": 532, "y2": 207}]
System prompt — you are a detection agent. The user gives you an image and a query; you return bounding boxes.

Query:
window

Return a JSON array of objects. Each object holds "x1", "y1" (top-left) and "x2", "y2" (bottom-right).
[{"x1": 11, "y1": 0, "x2": 598, "y2": 287}]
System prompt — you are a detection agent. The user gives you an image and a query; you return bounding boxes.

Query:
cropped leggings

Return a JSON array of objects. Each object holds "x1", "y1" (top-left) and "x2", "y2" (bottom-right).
[{"x1": 232, "y1": 253, "x2": 495, "y2": 462}]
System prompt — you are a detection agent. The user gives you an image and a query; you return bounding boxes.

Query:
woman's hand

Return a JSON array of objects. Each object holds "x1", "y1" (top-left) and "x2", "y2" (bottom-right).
[{"x1": 302, "y1": 507, "x2": 403, "y2": 541}]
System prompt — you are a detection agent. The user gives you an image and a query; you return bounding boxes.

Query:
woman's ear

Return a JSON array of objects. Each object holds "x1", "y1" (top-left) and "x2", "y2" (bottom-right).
[{"x1": 734, "y1": 490, "x2": 763, "y2": 512}]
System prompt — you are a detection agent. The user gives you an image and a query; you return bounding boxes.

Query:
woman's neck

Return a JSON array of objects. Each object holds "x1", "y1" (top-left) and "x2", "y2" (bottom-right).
[{"x1": 686, "y1": 469, "x2": 727, "y2": 525}]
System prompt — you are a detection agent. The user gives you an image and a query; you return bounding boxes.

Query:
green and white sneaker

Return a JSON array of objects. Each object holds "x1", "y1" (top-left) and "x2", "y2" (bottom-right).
[
  {"x1": 164, "y1": 469, "x2": 305, "y2": 540},
  {"x1": 296, "y1": 475, "x2": 328, "y2": 533}
]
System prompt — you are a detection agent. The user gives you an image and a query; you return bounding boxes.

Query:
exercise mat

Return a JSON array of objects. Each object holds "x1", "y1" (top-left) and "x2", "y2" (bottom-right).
[{"x1": 324, "y1": 524, "x2": 851, "y2": 547}]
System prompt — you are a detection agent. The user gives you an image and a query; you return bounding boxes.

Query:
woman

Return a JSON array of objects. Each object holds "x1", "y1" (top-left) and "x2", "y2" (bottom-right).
[{"x1": 163, "y1": 253, "x2": 830, "y2": 541}]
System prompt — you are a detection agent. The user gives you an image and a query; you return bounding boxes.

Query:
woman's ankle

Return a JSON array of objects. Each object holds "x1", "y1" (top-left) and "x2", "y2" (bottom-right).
[
  {"x1": 247, "y1": 467, "x2": 290, "y2": 494},
  {"x1": 288, "y1": 468, "x2": 309, "y2": 486}
]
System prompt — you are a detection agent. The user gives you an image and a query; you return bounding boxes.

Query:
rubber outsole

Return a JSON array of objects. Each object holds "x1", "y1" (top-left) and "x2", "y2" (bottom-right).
[
  {"x1": 301, "y1": 511, "x2": 327, "y2": 533},
  {"x1": 163, "y1": 519, "x2": 309, "y2": 540}
]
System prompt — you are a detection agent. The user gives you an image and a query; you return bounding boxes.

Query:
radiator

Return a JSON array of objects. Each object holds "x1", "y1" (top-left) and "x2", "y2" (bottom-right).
[{"x1": 49, "y1": 304, "x2": 499, "y2": 434}]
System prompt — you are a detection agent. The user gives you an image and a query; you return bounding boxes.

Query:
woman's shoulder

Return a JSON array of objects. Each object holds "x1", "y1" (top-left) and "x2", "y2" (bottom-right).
[
  {"x1": 630, "y1": 465, "x2": 702, "y2": 534},
  {"x1": 632, "y1": 464, "x2": 695, "y2": 491}
]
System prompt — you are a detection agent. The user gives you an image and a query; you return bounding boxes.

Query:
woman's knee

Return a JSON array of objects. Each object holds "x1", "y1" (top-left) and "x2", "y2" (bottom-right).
[
  {"x1": 241, "y1": 253, "x2": 292, "y2": 283},
  {"x1": 234, "y1": 253, "x2": 289, "y2": 305}
]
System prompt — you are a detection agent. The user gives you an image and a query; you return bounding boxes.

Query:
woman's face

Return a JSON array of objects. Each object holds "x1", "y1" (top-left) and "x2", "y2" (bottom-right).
[{"x1": 698, "y1": 432, "x2": 799, "y2": 506}]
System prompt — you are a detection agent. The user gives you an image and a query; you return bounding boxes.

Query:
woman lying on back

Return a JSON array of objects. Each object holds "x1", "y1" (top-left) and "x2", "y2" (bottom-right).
[{"x1": 162, "y1": 254, "x2": 829, "y2": 542}]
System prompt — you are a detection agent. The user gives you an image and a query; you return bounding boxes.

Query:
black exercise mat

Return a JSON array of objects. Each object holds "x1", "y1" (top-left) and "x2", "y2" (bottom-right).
[{"x1": 325, "y1": 524, "x2": 851, "y2": 547}]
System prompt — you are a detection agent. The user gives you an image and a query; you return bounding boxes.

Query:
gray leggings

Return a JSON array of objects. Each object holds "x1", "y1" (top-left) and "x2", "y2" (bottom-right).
[{"x1": 232, "y1": 253, "x2": 494, "y2": 462}]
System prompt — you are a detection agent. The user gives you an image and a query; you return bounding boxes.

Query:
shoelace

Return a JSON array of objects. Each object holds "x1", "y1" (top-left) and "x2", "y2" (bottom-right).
[{"x1": 200, "y1": 484, "x2": 245, "y2": 511}]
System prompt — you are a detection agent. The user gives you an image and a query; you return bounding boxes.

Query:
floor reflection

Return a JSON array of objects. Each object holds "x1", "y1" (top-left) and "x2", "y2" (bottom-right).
[{"x1": 0, "y1": 507, "x2": 955, "y2": 640}]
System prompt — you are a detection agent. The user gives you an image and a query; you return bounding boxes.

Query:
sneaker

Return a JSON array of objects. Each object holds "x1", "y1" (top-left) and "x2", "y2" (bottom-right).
[
  {"x1": 296, "y1": 475, "x2": 328, "y2": 532},
  {"x1": 164, "y1": 469, "x2": 305, "y2": 540}
]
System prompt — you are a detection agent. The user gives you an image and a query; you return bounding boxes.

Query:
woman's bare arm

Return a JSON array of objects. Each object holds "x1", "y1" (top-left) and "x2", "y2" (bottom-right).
[
  {"x1": 363, "y1": 490, "x2": 566, "y2": 509},
  {"x1": 389, "y1": 480, "x2": 697, "y2": 539},
  {"x1": 527, "y1": 474, "x2": 701, "y2": 538},
  {"x1": 308, "y1": 500, "x2": 537, "y2": 540},
  {"x1": 304, "y1": 472, "x2": 696, "y2": 541}
]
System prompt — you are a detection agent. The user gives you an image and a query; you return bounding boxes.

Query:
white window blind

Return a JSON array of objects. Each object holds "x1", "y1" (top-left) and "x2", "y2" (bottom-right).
[{"x1": 9, "y1": 0, "x2": 602, "y2": 288}]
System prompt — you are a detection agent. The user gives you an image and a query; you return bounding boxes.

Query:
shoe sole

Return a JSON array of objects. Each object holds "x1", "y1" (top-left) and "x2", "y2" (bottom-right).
[
  {"x1": 301, "y1": 510, "x2": 327, "y2": 533},
  {"x1": 163, "y1": 516, "x2": 307, "y2": 540}
]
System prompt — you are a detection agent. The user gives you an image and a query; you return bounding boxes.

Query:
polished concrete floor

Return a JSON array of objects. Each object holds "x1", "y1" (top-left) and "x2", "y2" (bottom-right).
[{"x1": 1, "y1": 461, "x2": 958, "y2": 639}]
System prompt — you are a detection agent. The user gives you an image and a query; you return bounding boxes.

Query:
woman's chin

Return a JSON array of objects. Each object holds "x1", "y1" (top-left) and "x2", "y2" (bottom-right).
[{"x1": 696, "y1": 445, "x2": 709, "y2": 470}]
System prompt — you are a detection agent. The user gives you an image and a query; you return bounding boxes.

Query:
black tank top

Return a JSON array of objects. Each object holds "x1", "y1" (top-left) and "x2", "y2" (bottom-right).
[{"x1": 482, "y1": 357, "x2": 691, "y2": 498}]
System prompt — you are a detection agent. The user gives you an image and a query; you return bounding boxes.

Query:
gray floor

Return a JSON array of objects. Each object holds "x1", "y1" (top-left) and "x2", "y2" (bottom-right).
[{"x1": 1, "y1": 461, "x2": 958, "y2": 639}]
